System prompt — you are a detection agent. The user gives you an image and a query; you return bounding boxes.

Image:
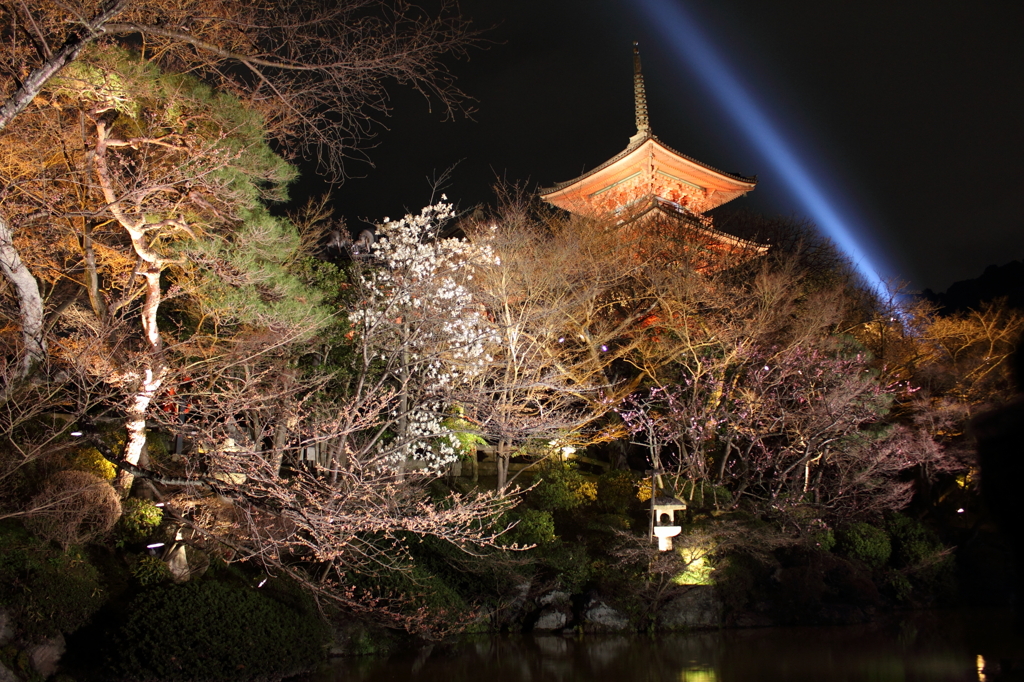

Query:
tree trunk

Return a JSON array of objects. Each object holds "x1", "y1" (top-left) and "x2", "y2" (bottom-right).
[
  {"x1": 0, "y1": 215, "x2": 46, "y2": 378},
  {"x1": 116, "y1": 269, "x2": 166, "y2": 493},
  {"x1": 82, "y1": 223, "x2": 107, "y2": 319},
  {"x1": 269, "y1": 410, "x2": 299, "y2": 478},
  {"x1": 497, "y1": 439, "x2": 510, "y2": 493}
]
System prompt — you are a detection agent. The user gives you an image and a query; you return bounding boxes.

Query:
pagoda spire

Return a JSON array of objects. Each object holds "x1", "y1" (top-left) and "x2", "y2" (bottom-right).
[{"x1": 629, "y1": 41, "x2": 651, "y2": 146}]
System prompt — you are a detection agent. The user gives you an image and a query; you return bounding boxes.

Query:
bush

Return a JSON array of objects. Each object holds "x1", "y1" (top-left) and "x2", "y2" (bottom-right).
[
  {"x1": 540, "y1": 542, "x2": 593, "y2": 593},
  {"x1": 531, "y1": 465, "x2": 597, "y2": 512},
  {"x1": 109, "y1": 579, "x2": 329, "y2": 681},
  {"x1": 810, "y1": 529, "x2": 836, "y2": 552},
  {"x1": 0, "y1": 521, "x2": 106, "y2": 639},
  {"x1": 25, "y1": 470, "x2": 121, "y2": 549},
  {"x1": 115, "y1": 498, "x2": 164, "y2": 547},
  {"x1": 505, "y1": 509, "x2": 556, "y2": 546},
  {"x1": 883, "y1": 514, "x2": 940, "y2": 568},
  {"x1": 130, "y1": 554, "x2": 174, "y2": 586},
  {"x1": 835, "y1": 522, "x2": 891, "y2": 569},
  {"x1": 596, "y1": 469, "x2": 639, "y2": 514},
  {"x1": 883, "y1": 514, "x2": 957, "y2": 603},
  {"x1": 67, "y1": 446, "x2": 117, "y2": 480}
]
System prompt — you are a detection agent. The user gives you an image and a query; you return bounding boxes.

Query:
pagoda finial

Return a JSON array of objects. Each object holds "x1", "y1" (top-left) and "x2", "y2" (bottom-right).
[{"x1": 630, "y1": 41, "x2": 651, "y2": 145}]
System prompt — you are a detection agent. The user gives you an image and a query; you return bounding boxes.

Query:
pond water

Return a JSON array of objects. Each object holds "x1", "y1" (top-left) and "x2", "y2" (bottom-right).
[{"x1": 304, "y1": 610, "x2": 1024, "y2": 682}]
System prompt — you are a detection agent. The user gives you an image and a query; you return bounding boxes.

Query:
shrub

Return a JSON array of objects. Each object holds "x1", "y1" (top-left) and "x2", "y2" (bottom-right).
[
  {"x1": 586, "y1": 513, "x2": 632, "y2": 533},
  {"x1": 835, "y1": 522, "x2": 891, "y2": 569},
  {"x1": 883, "y1": 569, "x2": 914, "y2": 603},
  {"x1": 883, "y1": 514, "x2": 957, "y2": 603},
  {"x1": 115, "y1": 498, "x2": 164, "y2": 547},
  {"x1": 810, "y1": 529, "x2": 836, "y2": 552},
  {"x1": 883, "y1": 514, "x2": 941, "y2": 568},
  {"x1": 531, "y1": 465, "x2": 597, "y2": 511},
  {"x1": 130, "y1": 554, "x2": 174, "y2": 586},
  {"x1": 541, "y1": 542, "x2": 594, "y2": 593},
  {"x1": 596, "y1": 469, "x2": 639, "y2": 515},
  {"x1": 0, "y1": 521, "x2": 106, "y2": 639},
  {"x1": 109, "y1": 579, "x2": 329, "y2": 681},
  {"x1": 505, "y1": 509, "x2": 556, "y2": 546},
  {"x1": 25, "y1": 470, "x2": 121, "y2": 549},
  {"x1": 67, "y1": 447, "x2": 117, "y2": 480}
]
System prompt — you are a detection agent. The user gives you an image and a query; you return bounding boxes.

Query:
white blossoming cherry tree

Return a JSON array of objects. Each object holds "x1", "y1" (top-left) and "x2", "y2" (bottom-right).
[{"x1": 348, "y1": 200, "x2": 499, "y2": 472}]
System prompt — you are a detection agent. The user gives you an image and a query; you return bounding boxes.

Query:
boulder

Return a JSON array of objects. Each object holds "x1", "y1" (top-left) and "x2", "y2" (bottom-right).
[
  {"x1": 538, "y1": 590, "x2": 570, "y2": 606},
  {"x1": 532, "y1": 607, "x2": 569, "y2": 631},
  {"x1": 28, "y1": 633, "x2": 65, "y2": 678},
  {"x1": 657, "y1": 586, "x2": 724, "y2": 630},
  {"x1": 581, "y1": 599, "x2": 631, "y2": 632}
]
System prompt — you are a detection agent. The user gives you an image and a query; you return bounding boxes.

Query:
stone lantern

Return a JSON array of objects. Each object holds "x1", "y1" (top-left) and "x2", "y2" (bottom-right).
[{"x1": 651, "y1": 496, "x2": 686, "y2": 551}]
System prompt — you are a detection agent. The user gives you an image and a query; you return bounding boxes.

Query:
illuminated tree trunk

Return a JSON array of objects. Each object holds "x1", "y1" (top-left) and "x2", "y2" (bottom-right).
[
  {"x1": 0, "y1": 216, "x2": 46, "y2": 377},
  {"x1": 116, "y1": 268, "x2": 166, "y2": 493},
  {"x1": 94, "y1": 123, "x2": 169, "y2": 493}
]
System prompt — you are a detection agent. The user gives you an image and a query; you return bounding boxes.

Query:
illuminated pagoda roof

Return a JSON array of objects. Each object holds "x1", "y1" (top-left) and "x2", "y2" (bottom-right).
[{"x1": 540, "y1": 44, "x2": 760, "y2": 231}]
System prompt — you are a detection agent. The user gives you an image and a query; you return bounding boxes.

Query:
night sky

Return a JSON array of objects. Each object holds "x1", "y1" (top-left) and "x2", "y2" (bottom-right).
[{"x1": 321, "y1": 0, "x2": 1024, "y2": 294}]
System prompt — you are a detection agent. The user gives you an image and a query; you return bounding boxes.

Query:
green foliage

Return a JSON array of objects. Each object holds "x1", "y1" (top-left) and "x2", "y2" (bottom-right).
[
  {"x1": 586, "y1": 513, "x2": 632, "y2": 533},
  {"x1": 883, "y1": 514, "x2": 941, "y2": 568},
  {"x1": 0, "y1": 521, "x2": 105, "y2": 639},
  {"x1": 810, "y1": 529, "x2": 836, "y2": 553},
  {"x1": 883, "y1": 569, "x2": 915, "y2": 603},
  {"x1": 882, "y1": 514, "x2": 957, "y2": 603},
  {"x1": 531, "y1": 464, "x2": 597, "y2": 512},
  {"x1": 596, "y1": 469, "x2": 639, "y2": 514},
  {"x1": 55, "y1": 46, "x2": 296, "y2": 202},
  {"x1": 146, "y1": 431, "x2": 174, "y2": 465},
  {"x1": 504, "y1": 509, "x2": 556, "y2": 546},
  {"x1": 541, "y1": 542, "x2": 594, "y2": 593},
  {"x1": 835, "y1": 522, "x2": 891, "y2": 569},
  {"x1": 440, "y1": 410, "x2": 487, "y2": 458},
  {"x1": 52, "y1": 47, "x2": 327, "y2": 337},
  {"x1": 109, "y1": 579, "x2": 329, "y2": 681},
  {"x1": 66, "y1": 447, "x2": 117, "y2": 480},
  {"x1": 177, "y1": 208, "x2": 329, "y2": 332},
  {"x1": 130, "y1": 554, "x2": 173, "y2": 587},
  {"x1": 115, "y1": 498, "x2": 164, "y2": 547},
  {"x1": 672, "y1": 544, "x2": 715, "y2": 586}
]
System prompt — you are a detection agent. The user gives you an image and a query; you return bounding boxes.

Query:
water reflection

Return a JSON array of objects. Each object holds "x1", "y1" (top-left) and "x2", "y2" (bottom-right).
[{"x1": 305, "y1": 610, "x2": 1023, "y2": 682}]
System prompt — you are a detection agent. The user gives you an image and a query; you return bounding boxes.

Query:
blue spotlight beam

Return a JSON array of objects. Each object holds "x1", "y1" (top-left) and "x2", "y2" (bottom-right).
[{"x1": 635, "y1": 0, "x2": 894, "y2": 298}]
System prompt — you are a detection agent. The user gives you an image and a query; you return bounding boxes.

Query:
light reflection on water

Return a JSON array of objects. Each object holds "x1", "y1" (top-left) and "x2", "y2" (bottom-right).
[{"x1": 304, "y1": 610, "x2": 1023, "y2": 682}]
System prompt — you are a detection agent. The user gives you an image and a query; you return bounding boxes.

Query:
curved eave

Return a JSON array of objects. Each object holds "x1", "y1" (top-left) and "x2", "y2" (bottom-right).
[
  {"x1": 539, "y1": 134, "x2": 755, "y2": 202},
  {"x1": 640, "y1": 198, "x2": 769, "y2": 254}
]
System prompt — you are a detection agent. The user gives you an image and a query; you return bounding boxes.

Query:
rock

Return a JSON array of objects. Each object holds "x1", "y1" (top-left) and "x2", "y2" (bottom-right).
[
  {"x1": 532, "y1": 607, "x2": 568, "y2": 631},
  {"x1": 581, "y1": 599, "x2": 631, "y2": 632},
  {"x1": 538, "y1": 590, "x2": 569, "y2": 606},
  {"x1": 166, "y1": 544, "x2": 190, "y2": 582},
  {"x1": 28, "y1": 633, "x2": 65, "y2": 678},
  {"x1": 657, "y1": 586, "x2": 724, "y2": 630},
  {"x1": 0, "y1": 607, "x2": 13, "y2": 646}
]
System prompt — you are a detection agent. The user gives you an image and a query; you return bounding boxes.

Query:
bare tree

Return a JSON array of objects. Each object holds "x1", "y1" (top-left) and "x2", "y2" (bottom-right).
[{"x1": 461, "y1": 204, "x2": 664, "y2": 490}]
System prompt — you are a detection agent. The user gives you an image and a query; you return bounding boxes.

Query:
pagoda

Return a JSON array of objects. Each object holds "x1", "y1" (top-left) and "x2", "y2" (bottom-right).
[{"x1": 539, "y1": 44, "x2": 766, "y2": 268}]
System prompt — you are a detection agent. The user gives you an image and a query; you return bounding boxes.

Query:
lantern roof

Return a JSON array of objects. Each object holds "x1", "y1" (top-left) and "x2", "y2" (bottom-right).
[{"x1": 652, "y1": 495, "x2": 687, "y2": 511}]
